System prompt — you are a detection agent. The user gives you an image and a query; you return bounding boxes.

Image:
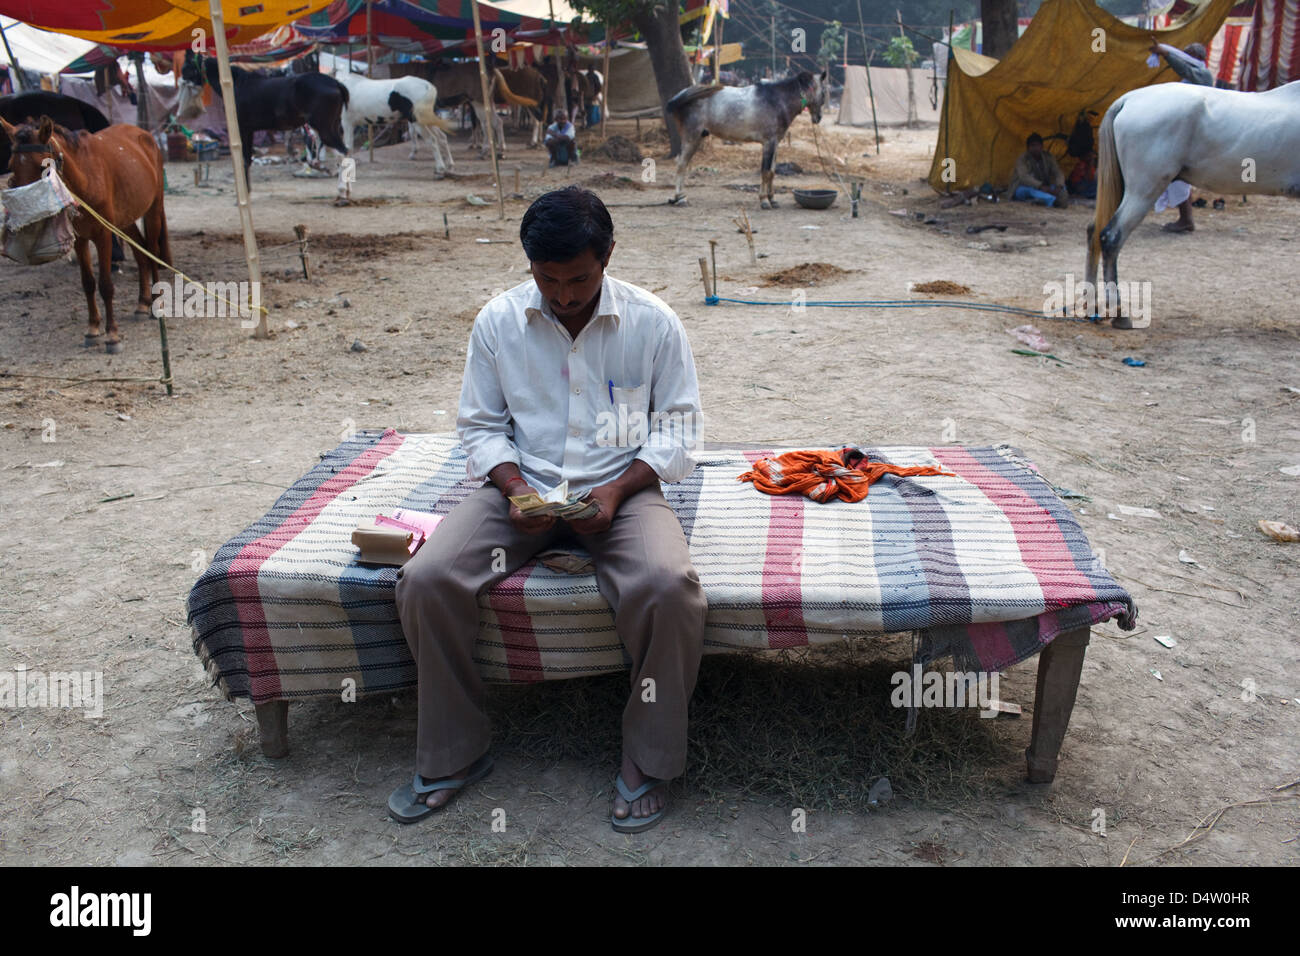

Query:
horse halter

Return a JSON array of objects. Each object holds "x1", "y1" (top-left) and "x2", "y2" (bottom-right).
[{"x1": 14, "y1": 142, "x2": 62, "y2": 173}]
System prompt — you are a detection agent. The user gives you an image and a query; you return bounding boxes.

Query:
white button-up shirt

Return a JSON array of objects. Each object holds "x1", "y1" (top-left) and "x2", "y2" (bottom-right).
[{"x1": 457, "y1": 274, "x2": 703, "y2": 498}]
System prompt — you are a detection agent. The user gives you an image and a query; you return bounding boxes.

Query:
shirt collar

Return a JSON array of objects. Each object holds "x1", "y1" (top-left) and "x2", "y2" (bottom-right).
[{"x1": 524, "y1": 273, "x2": 621, "y2": 327}]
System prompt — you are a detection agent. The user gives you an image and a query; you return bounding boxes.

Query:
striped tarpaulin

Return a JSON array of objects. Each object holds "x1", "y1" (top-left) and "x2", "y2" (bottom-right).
[
  {"x1": 1240, "y1": 0, "x2": 1300, "y2": 90},
  {"x1": 188, "y1": 430, "x2": 1136, "y2": 703}
]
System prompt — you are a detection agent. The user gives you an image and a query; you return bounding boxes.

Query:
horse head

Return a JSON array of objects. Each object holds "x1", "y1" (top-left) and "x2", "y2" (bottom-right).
[
  {"x1": 798, "y1": 69, "x2": 830, "y2": 124},
  {"x1": 0, "y1": 115, "x2": 71, "y2": 187}
]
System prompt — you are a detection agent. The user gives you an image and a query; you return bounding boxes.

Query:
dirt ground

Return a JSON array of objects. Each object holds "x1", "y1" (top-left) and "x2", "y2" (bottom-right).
[{"x1": 1, "y1": 114, "x2": 1296, "y2": 866}]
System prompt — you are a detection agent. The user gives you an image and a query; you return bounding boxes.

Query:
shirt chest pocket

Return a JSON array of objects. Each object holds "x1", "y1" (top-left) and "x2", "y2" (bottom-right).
[{"x1": 610, "y1": 382, "x2": 649, "y2": 420}]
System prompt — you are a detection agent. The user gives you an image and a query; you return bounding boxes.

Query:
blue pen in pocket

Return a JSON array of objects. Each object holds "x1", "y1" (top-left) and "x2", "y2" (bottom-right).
[{"x1": 608, "y1": 379, "x2": 614, "y2": 403}]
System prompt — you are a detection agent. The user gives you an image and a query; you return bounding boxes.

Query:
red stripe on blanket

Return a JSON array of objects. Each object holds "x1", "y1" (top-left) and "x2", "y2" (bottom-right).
[
  {"x1": 233, "y1": 429, "x2": 407, "y2": 701},
  {"x1": 744, "y1": 450, "x2": 809, "y2": 649},
  {"x1": 931, "y1": 446, "x2": 1098, "y2": 609},
  {"x1": 488, "y1": 563, "x2": 544, "y2": 682},
  {"x1": 963, "y1": 620, "x2": 1016, "y2": 672}
]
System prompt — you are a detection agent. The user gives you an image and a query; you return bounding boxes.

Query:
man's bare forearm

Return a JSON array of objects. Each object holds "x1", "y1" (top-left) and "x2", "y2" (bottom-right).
[
  {"x1": 604, "y1": 459, "x2": 660, "y2": 505},
  {"x1": 488, "y1": 462, "x2": 530, "y2": 496}
]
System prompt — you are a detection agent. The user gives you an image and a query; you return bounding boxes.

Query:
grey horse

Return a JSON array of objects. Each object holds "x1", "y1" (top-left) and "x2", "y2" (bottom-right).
[{"x1": 665, "y1": 70, "x2": 829, "y2": 209}]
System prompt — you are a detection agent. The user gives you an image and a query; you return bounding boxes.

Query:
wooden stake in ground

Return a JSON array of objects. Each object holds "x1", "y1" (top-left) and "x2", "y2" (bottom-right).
[
  {"x1": 733, "y1": 206, "x2": 756, "y2": 264},
  {"x1": 698, "y1": 257, "x2": 711, "y2": 299},
  {"x1": 707, "y1": 239, "x2": 719, "y2": 297},
  {"x1": 294, "y1": 224, "x2": 311, "y2": 280},
  {"x1": 207, "y1": 0, "x2": 267, "y2": 340},
  {"x1": 470, "y1": 0, "x2": 505, "y2": 220}
]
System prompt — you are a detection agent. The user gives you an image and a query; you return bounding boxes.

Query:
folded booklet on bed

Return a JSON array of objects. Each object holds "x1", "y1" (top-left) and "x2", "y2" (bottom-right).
[{"x1": 351, "y1": 508, "x2": 444, "y2": 565}]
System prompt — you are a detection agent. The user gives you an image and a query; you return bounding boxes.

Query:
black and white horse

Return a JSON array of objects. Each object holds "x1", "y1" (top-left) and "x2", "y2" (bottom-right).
[
  {"x1": 178, "y1": 52, "x2": 349, "y2": 184},
  {"x1": 665, "y1": 69, "x2": 829, "y2": 209},
  {"x1": 329, "y1": 66, "x2": 454, "y2": 174}
]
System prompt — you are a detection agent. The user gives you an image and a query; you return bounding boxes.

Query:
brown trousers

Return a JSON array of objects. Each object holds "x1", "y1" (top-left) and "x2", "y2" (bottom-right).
[{"x1": 394, "y1": 483, "x2": 707, "y2": 781}]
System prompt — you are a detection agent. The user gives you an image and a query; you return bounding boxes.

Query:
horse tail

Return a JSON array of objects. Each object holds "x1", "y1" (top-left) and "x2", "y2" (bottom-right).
[
  {"x1": 492, "y1": 70, "x2": 538, "y2": 108},
  {"x1": 1091, "y1": 98, "x2": 1124, "y2": 274},
  {"x1": 413, "y1": 98, "x2": 454, "y2": 131},
  {"x1": 666, "y1": 84, "x2": 722, "y2": 118}
]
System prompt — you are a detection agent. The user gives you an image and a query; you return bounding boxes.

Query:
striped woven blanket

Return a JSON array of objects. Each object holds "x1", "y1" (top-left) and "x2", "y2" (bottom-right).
[{"x1": 188, "y1": 429, "x2": 1135, "y2": 703}]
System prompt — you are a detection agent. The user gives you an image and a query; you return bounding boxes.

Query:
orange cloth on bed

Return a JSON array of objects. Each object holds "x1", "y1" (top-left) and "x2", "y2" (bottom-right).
[{"x1": 737, "y1": 448, "x2": 952, "y2": 503}]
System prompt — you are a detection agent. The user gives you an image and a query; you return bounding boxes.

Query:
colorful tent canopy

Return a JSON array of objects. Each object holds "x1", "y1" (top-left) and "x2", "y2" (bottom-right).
[
  {"x1": 0, "y1": 0, "x2": 336, "y2": 51},
  {"x1": 292, "y1": 0, "x2": 600, "y2": 56},
  {"x1": 929, "y1": 0, "x2": 1236, "y2": 193},
  {"x1": 60, "y1": 24, "x2": 318, "y2": 72}
]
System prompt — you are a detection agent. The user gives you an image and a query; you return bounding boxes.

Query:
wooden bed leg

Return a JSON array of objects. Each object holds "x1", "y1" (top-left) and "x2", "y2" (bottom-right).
[
  {"x1": 255, "y1": 700, "x2": 290, "y2": 758},
  {"x1": 1025, "y1": 625, "x2": 1091, "y2": 784}
]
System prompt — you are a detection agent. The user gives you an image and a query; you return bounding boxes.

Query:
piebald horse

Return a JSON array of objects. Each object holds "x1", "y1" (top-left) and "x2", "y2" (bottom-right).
[
  {"x1": 329, "y1": 67, "x2": 454, "y2": 173},
  {"x1": 0, "y1": 117, "x2": 170, "y2": 353},
  {"x1": 1088, "y1": 80, "x2": 1300, "y2": 328},
  {"x1": 179, "y1": 52, "x2": 349, "y2": 184},
  {"x1": 665, "y1": 69, "x2": 829, "y2": 209}
]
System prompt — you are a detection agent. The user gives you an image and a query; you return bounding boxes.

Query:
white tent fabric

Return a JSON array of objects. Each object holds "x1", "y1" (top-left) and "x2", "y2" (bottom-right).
[
  {"x1": 604, "y1": 48, "x2": 661, "y2": 117},
  {"x1": 478, "y1": 0, "x2": 585, "y2": 19},
  {"x1": 57, "y1": 60, "x2": 227, "y2": 134},
  {"x1": 838, "y1": 64, "x2": 943, "y2": 127},
  {"x1": 0, "y1": 17, "x2": 95, "y2": 78}
]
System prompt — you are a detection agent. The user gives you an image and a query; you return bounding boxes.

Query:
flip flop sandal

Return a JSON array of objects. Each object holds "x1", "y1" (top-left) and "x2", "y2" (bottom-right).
[
  {"x1": 610, "y1": 772, "x2": 668, "y2": 834},
  {"x1": 387, "y1": 753, "x2": 494, "y2": 824}
]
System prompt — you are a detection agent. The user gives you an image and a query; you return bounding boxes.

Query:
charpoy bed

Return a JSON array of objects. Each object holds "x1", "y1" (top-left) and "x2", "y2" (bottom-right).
[{"x1": 187, "y1": 429, "x2": 1135, "y2": 783}]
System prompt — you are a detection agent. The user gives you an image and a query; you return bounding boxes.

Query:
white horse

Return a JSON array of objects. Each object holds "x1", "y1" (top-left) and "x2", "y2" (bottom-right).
[
  {"x1": 1088, "y1": 80, "x2": 1300, "y2": 327},
  {"x1": 331, "y1": 68, "x2": 454, "y2": 174}
]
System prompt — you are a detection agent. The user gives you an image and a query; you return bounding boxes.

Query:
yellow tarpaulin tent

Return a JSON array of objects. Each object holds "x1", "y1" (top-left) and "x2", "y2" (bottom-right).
[{"x1": 929, "y1": 0, "x2": 1236, "y2": 192}]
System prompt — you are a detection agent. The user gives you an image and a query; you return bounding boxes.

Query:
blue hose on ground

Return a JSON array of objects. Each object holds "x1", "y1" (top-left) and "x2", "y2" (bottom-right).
[{"x1": 703, "y1": 294, "x2": 1100, "y2": 323}]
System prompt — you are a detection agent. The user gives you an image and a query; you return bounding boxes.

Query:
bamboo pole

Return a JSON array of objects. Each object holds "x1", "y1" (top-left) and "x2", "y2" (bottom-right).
[
  {"x1": 600, "y1": 23, "x2": 611, "y2": 140},
  {"x1": 856, "y1": 0, "x2": 880, "y2": 154},
  {"x1": 0, "y1": 17, "x2": 25, "y2": 91},
  {"x1": 714, "y1": 11, "x2": 723, "y2": 84},
  {"x1": 207, "y1": 0, "x2": 267, "y2": 339},
  {"x1": 549, "y1": 0, "x2": 566, "y2": 114},
  {"x1": 367, "y1": 0, "x2": 374, "y2": 163},
  {"x1": 470, "y1": 0, "x2": 505, "y2": 220}
]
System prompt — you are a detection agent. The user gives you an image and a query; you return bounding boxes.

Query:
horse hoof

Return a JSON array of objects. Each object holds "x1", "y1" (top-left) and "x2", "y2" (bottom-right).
[
  {"x1": 105, "y1": 340, "x2": 123, "y2": 355},
  {"x1": 760, "y1": 199, "x2": 772, "y2": 210},
  {"x1": 84, "y1": 334, "x2": 103, "y2": 348},
  {"x1": 668, "y1": 196, "x2": 687, "y2": 206},
  {"x1": 1110, "y1": 315, "x2": 1134, "y2": 330},
  {"x1": 134, "y1": 305, "x2": 153, "y2": 318}
]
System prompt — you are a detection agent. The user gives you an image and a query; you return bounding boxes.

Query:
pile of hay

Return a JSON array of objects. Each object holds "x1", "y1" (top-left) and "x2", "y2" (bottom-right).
[
  {"x1": 583, "y1": 135, "x2": 643, "y2": 163},
  {"x1": 912, "y1": 280, "x2": 971, "y2": 295},
  {"x1": 763, "y1": 263, "x2": 852, "y2": 287}
]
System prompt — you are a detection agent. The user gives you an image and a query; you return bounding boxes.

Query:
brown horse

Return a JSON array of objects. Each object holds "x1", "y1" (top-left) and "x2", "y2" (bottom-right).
[
  {"x1": 431, "y1": 63, "x2": 539, "y2": 157},
  {"x1": 0, "y1": 116, "x2": 170, "y2": 353}
]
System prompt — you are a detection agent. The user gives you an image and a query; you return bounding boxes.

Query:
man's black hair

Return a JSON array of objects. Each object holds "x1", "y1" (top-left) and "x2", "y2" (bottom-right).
[
  {"x1": 520, "y1": 186, "x2": 614, "y2": 263},
  {"x1": 1026, "y1": 132, "x2": 1044, "y2": 147}
]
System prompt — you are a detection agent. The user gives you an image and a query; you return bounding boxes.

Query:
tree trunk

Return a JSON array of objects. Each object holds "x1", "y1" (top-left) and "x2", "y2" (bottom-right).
[
  {"x1": 904, "y1": 64, "x2": 917, "y2": 127},
  {"x1": 980, "y1": 0, "x2": 1019, "y2": 59},
  {"x1": 631, "y1": 3, "x2": 693, "y2": 157}
]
